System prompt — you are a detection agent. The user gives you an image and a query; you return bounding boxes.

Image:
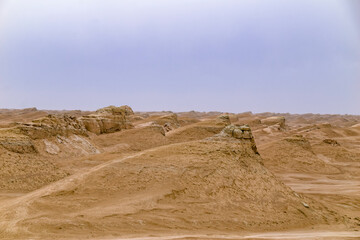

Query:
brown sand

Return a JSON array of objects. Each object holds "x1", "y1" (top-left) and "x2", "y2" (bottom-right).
[{"x1": 0, "y1": 108, "x2": 359, "y2": 239}]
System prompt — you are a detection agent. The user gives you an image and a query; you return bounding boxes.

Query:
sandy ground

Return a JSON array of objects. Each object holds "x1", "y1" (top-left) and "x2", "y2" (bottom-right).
[
  {"x1": 0, "y1": 108, "x2": 359, "y2": 239},
  {"x1": 110, "y1": 231, "x2": 360, "y2": 239}
]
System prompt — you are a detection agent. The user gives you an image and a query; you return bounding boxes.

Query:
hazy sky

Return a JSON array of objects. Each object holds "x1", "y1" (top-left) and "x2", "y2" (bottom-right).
[{"x1": 0, "y1": 0, "x2": 359, "y2": 114}]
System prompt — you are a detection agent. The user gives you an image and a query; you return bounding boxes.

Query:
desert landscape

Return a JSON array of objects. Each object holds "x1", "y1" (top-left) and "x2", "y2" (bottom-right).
[
  {"x1": 1, "y1": 1, "x2": 359, "y2": 239},
  {"x1": 0, "y1": 106, "x2": 359, "y2": 239}
]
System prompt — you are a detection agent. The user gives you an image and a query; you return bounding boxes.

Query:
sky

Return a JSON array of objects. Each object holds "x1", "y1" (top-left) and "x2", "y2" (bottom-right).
[{"x1": 0, "y1": 0, "x2": 359, "y2": 114}]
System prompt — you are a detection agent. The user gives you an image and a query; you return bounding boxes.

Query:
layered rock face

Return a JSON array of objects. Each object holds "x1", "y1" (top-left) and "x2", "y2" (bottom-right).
[
  {"x1": 0, "y1": 105, "x2": 135, "y2": 154},
  {"x1": 80, "y1": 105, "x2": 134, "y2": 134},
  {"x1": 0, "y1": 114, "x2": 88, "y2": 154},
  {"x1": 18, "y1": 114, "x2": 88, "y2": 139},
  {"x1": 0, "y1": 131, "x2": 37, "y2": 154}
]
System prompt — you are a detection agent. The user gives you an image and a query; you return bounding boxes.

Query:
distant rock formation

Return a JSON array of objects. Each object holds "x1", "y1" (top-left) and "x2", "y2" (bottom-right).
[
  {"x1": 220, "y1": 124, "x2": 252, "y2": 139},
  {"x1": 212, "y1": 124, "x2": 259, "y2": 154},
  {"x1": 216, "y1": 114, "x2": 231, "y2": 125},
  {"x1": 79, "y1": 105, "x2": 134, "y2": 134},
  {"x1": 95, "y1": 105, "x2": 134, "y2": 116},
  {"x1": 261, "y1": 116, "x2": 286, "y2": 128},
  {"x1": 261, "y1": 116, "x2": 287, "y2": 133},
  {"x1": 154, "y1": 113, "x2": 180, "y2": 132},
  {"x1": 135, "y1": 113, "x2": 180, "y2": 133}
]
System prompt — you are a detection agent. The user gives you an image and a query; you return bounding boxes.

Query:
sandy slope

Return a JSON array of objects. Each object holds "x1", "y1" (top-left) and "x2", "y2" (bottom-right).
[
  {"x1": 0, "y1": 109, "x2": 359, "y2": 239},
  {"x1": 109, "y1": 231, "x2": 360, "y2": 239},
  {"x1": 0, "y1": 137, "x2": 338, "y2": 238}
]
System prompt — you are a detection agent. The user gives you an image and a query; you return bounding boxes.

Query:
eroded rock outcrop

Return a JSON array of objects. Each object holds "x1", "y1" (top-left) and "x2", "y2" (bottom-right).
[
  {"x1": 261, "y1": 116, "x2": 287, "y2": 133},
  {"x1": 261, "y1": 116, "x2": 286, "y2": 128},
  {"x1": 136, "y1": 113, "x2": 180, "y2": 132},
  {"x1": 211, "y1": 124, "x2": 259, "y2": 154},
  {"x1": 155, "y1": 113, "x2": 180, "y2": 132},
  {"x1": 18, "y1": 114, "x2": 88, "y2": 139},
  {"x1": 0, "y1": 129, "x2": 37, "y2": 154},
  {"x1": 0, "y1": 113, "x2": 101, "y2": 154},
  {"x1": 0, "y1": 106, "x2": 135, "y2": 153},
  {"x1": 96, "y1": 105, "x2": 134, "y2": 116},
  {"x1": 0, "y1": 114, "x2": 89, "y2": 154},
  {"x1": 216, "y1": 114, "x2": 231, "y2": 125},
  {"x1": 79, "y1": 105, "x2": 134, "y2": 134}
]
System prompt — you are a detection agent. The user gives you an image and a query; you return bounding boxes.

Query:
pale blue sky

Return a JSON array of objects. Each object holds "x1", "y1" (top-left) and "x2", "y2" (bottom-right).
[{"x1": 0, "y1": 0, "x2": 359, "y2": 114}]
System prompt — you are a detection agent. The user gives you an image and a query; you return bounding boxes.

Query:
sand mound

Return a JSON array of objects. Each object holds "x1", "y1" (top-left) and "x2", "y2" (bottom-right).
[
  {"x1": 93, "y1": 124, "x2": 167, "y2": 152},
  {"x1": 313, "y1": 142, "x2": 360, "y2": 166},
  {"x1": 134, "y1": 113, "x2": 180, "y2": 132},
  {"x1": 0, "y1": 152, "x2": 69, "y2": 191},
  {"x1": 351, "y1": 123, "x2": 360, "y2": 129},
  {"x1": 155, "y1": 113, "x2": 180, "y2": 132},
  {"x1": 93, "y1": 114, "x2": 234, "y2": 155},
  {"x1": 166, "y1": 117, "x2": 230, "y2": 143},
  {"x1": 0, "y1": 125, "x2": 338, "y2": 239},
  {"x1": 259, "y1": 135, "x2": 340, "y2": 174}
]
